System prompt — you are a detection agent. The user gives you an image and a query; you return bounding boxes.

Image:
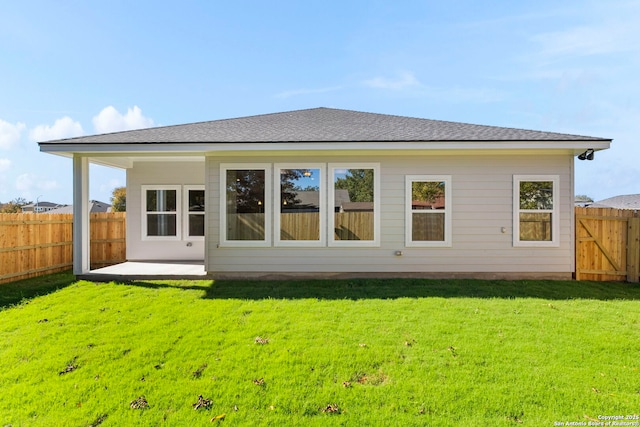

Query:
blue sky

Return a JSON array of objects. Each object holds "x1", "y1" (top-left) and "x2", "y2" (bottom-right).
[{"x1": 1, "y1": 0, "x2": 638, "y2": 205}]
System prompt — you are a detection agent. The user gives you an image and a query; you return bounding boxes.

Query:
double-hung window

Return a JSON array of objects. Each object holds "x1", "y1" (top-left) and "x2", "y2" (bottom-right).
[
  {"x1": 184, "y1": 185, "x2": 205, "y2": 240},
  {"x1": 513, "y1": 175, "x2": 559, "y2": 247},
  {"x1": 220, "y1": 164, "x2": 272, "y2": 246},
  {"x1": 142, "y1": 185, "x2": 181, "y2": 240},
  {"x1": 405, "y1": 175, "x2": 452, "y2": 247}
]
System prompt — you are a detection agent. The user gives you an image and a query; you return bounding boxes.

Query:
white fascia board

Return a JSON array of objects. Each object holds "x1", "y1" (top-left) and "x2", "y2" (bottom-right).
[
  {"x1": 39, "y1": 143, "x2": 209, "y2": 154},
  {"x1": 39, "y1": 139, "x2": 611, "y2": 155}
]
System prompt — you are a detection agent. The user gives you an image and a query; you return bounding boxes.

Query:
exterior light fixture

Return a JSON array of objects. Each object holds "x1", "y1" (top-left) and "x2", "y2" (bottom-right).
[{"x1": 578, "y1": 149, "x2": 594, "y2": 161}]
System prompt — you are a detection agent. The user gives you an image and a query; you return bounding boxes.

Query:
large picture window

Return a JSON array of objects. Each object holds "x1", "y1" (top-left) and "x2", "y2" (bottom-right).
[
  {"x1": 142, "y1": 185, "x2": 181, "y2": 240},
  {"x1": 275, "y1": 165, "x2": 325, "y2": 246},
  {"x1": 221, "y1": 164, "x2": 271, "y2": 246},
  {"x1": 405, "y1": 175, "x2": 451, "y2": 247},
  {"x1": 219, "y1": 163, "x2": 379, "y2": 247},
  {"x1": 328, "y1": 164, "x2": 380, "y2": 246},
  {"x1": 513, "y1": 175, "x2": 559, "y2": 247}
]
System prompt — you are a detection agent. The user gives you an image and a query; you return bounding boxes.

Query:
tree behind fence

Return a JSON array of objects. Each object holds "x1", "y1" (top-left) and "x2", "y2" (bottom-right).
[{"x1": 0, "y1": 212, "x2": 126, "y2": 284}]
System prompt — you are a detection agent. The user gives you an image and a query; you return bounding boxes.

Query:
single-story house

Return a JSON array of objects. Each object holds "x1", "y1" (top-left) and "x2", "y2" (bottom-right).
[
  {"x1": 39, "y1": 107, "x2": 611, "y2": 279},
  {"x1": 587, "y1": 194, "x2": 640, "y2": 210},
  {"x1": 47, "y1": 200, "x2": 112, "y2": 214},
  {"x1": 21, "y1": 201, "x2": 67, "y2": 213}
]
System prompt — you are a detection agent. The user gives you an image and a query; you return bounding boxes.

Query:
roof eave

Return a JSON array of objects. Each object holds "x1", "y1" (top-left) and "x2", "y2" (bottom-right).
[{"x1": 39, "y1": 139, "x2": 612, "y2": 155}]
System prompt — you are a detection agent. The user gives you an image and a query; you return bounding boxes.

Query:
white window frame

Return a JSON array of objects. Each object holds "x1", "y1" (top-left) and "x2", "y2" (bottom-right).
[
  {"x1": 183, "y1": 185, "x2": 205, "y2": 241},
  {"x1": 220, "y1": 163, "x2": 272, "y2": 247},
  {"x1": 274, "y1": 163, "x2": 326, "y2": 247},
  {"x1": 141, "y1": 185, "x2": 182, "y2": 241},
  {"x1": 513, "y1": 175, "x2": 559, "y2": 247},
  {"x1": 405, "y1": 175, "x2": 452, "y2": 247},
  {"x1": 328, "y1": 163, "x2": 380, "y2": 247}
]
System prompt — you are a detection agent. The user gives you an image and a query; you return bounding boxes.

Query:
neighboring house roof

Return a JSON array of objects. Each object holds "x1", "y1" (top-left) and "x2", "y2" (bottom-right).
[
  {"x1": 412, "y1": 195, "x2": 446, "y2": 210},
  {"x1": 22, "y1": 201, "x2": 64, "y2": 209},
  {"x1": 283, "y1": 190, "x2": 350, "y2": 210},
  {"x1": 341, "y1": 202, "x2": 374, "y2": 212},
  {"x1": 588, "y1": 194, "x2": 640, "y2": 210},
  {"x1": 47, "y1": 200, "x2": 112, "y2": 214},
  {"x1": 574, "y1": 196, "x2": 594, "y2": 207},
  {"x1": 39, "y1": 107, "x2": 609, "y2": 145},
  {"x1": 334, "y1": 189, "x2": 350, "y2": 206},
  {"x1": 286, "y1": 191, "x2": 320, "y2": 209}
]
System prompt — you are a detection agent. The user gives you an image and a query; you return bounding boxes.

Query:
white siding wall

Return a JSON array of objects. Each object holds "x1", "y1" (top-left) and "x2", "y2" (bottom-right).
[
  {"x1": 206, "y1": 153, "x2": 574, "y2": 275},
  {"x1": 127, "y1": 161, "x2": 205, "y2": 261}
]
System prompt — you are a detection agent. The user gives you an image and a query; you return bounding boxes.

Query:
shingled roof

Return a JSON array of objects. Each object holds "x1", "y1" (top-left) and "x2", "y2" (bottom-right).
[
  {"x1": 589, "y1": 194, "x2": 640, "y2": 210},
  {"x1": 39, "y1": 107, "x2": 608, "y2": 145}
]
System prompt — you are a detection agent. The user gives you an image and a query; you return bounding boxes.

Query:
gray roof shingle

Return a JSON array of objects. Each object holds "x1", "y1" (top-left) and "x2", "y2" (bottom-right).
[
  {"x1": 47, "y1": 200, "x2": 112, "y2": 214},
  {"x1": 39, "y1": 107, "x2": 609, "y2": 145},
  {"x1": 589, "y1": 194, "x2": 640, "y2": 210}
]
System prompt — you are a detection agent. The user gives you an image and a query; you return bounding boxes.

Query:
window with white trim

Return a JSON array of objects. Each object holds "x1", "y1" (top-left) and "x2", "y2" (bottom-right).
[
  {"x1": 184, "y1": 185, "x2": 205, "y2": 240},
  {"x1": 142, "y1": 185, "x2": 181, "y2": 240},
  {"x1": 405, "y1": 175, "x2": 452, "y2": 247},
  {"x1": 328, "y1": 164, "x2": 380, "y2": 246},
  {"x1": 275, "y1": 164, "x2": 325, "y2": 246},
  {"x1": 513, "y1": 175, "x2": 559, "y2": 247},
  {"x1": 220, "y1": 164, "x2": 271, "y2": 246}
]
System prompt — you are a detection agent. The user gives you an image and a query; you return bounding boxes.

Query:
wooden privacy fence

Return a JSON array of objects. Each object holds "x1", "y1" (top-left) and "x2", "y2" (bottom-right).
[
  {"x1": 575, "y1": 207, "x2": 640, "y2": 282},
  {"x1": 0, "y1": 212, "x2": 126, "y2": 284},
  {"x1": 90, "y1": 212, "x2": 126, "y2": 269},
  {"x1": 4, "y1": 208, "x2": 639, "y2": 283}
]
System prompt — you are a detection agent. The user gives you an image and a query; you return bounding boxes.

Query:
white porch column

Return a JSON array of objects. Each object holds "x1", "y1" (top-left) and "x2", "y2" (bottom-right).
[{"x1": 73, "y1": 155, "x2": 90, "y2": 274}]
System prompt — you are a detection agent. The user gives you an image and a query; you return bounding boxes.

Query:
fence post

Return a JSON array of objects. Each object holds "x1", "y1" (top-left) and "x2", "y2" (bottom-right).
[{"x1": 628, "y1": 217, "x2": 640, "y2": 283}]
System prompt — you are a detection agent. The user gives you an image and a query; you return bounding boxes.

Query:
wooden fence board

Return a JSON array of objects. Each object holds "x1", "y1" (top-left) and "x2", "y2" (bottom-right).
[
  {"x1": 90, "y1": 212, "x2": 126, "y2": 268},
  {"x1": 0, "y1": 212, "x2": 126, "y2": 284},
  {"x1": 628, "y1": 218, "x2": 640, "y2": 282}
]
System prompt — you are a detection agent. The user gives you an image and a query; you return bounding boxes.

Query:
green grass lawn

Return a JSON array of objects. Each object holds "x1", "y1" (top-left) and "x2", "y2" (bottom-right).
[{"x1": 1, "y1": 274, "x2": 639, "y2": 426}]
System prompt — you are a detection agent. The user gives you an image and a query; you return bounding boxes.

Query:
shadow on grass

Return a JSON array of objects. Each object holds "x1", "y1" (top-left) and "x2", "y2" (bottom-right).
[
  {"x1": 122, "y1": 277, "x2": 640, "y2": 301},
  {"x1": 0, "y1": 271, "x2": 77, "y2": 309}
]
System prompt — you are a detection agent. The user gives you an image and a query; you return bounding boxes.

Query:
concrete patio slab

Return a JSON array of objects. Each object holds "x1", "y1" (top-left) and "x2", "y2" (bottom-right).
[{"x1": 78, "y1": 261, "x2": 208, "y2": 282}]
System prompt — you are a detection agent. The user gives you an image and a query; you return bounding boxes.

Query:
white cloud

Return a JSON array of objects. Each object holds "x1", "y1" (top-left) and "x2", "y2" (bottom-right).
[
  {"x1": 92, "y1": 105, "x2": 154, "y2": 134},
  {"x1": 0, "y1": 158, "x2": 10, "y2": 198},
  {"x1": 363, "y1": 72, "x2": 503, "y2": 104},
  {"x1": 0, "y1": 176, "x2": 7, "y2": 197},
  {"x1": 527, "y1": 2, "x2": 640, "y2": 65},
  {"x1": 29, "y1": 117, "x2": 84, "y2": 142},
  {"x1": 531, "y1": 26, "x2": 633, "y2": 61},
  {"x1": 275, "y1": 86, "x2": 343, "y2": 99},
  {"x1": 16, "y1": 173, "x2": 59, "y2": 193},
  {"x1": 16, "y1": 173, "x2": 35, "y2": 191},
  {"x1": 0, "y1": 158, "x2": 11, "y2": 172},
  {"x1": 430, "y1": 86, "x2": 505, "y2": 104},
  {"x1": 0, "y1": 119, "x2": 26, "y2": 150},
  {"x1": 99, "y1": 178, "x2": 123, "y2": 196},
  {"x1": 364, "y1": 71, "x2": 421, "y2": 90}
]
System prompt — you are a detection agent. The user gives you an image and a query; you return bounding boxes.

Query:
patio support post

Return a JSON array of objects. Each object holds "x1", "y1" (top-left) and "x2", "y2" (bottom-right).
[{"x1": 73, "y1": 155, "x2": 90, "y2": 274}]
